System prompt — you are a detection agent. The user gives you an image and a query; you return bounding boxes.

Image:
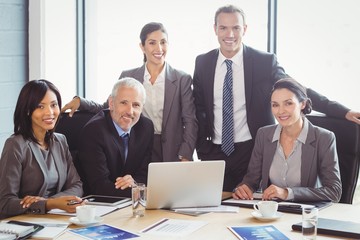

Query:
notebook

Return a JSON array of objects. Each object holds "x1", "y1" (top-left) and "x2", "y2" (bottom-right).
[
  {"x1": 0, "y1": 221, "x2": 44, "y2": 240},
  {"x1": 222, "y1": 198, "x2": 332, "y2": 214},
  {"x1": 146, "y1": 160, "x2": 225, "y2": 209},
  {"x1": 292, "y1": 218, "x2": 360, "y2": 238},
  {"x1": 82, "y1": 195, "x2": 131, "y2": 206}
]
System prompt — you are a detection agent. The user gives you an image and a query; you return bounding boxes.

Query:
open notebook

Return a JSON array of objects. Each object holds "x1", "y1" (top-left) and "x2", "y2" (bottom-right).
[{"x1": 0, "y1": 221, "x2": 43, "y2": 240}]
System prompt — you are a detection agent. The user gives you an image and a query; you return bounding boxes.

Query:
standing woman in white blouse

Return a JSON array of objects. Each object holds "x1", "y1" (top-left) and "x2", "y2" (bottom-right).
[
  {"x1": 62, "y1": 22, "x2": 198, "y2": 162},
  {"x1": 232, "y1": 78, "x2": 342, "y2": 202}
]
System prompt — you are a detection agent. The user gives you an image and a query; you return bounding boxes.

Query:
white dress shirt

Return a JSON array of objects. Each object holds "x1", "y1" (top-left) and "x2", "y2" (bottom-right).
[{"x1": 212, "y1": 46, "x2": 252, "y2": 144}]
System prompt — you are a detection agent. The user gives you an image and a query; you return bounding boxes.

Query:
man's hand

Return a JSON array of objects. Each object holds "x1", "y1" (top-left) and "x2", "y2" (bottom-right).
[
  {"x1": 115, "y1": 175, "x2": 135, "y2": 190},
  {"x1": 345, "y1": 110, "x2": 360, "y2": 125},
  {"x1": 61, "y1": 96, "x2": 81, "y2": 117}
]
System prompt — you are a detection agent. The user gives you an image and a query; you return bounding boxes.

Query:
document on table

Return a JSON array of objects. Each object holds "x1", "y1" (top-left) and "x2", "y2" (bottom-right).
[
  {"x1": 48, "y1": 205, "x2": 119, "y2": 217},
  {"x1": 174, "y1": 205, "x2": 239, "y2": 213},
  {"x1": 28, "y1": 220, "x2": 69, "y2": 239},
  {"x1": 140, "y1": 218, "x2": 207, "y2": 237}
]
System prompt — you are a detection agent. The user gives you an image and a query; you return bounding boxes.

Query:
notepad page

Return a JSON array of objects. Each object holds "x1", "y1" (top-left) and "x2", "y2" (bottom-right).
[
  {"x1": 0, "y1": 232, "x2": 16, "y2": 240},
  {"x1": 0, "y1": 222, "x2": 34, "y2": 238}
]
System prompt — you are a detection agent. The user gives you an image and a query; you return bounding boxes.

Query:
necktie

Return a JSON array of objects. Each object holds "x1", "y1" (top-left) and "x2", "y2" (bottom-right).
[
  {"x1": 121, "y1": 133, "x2": 129, "y2": 160},
  {"x1": 222, "y1": 59, "x2": 234, "y2": 156}
]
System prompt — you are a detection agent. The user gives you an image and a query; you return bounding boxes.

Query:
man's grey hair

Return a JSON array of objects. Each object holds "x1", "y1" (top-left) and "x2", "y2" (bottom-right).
[{"x1": 111, "y1": 77, "x2": 146, "y2": 104}]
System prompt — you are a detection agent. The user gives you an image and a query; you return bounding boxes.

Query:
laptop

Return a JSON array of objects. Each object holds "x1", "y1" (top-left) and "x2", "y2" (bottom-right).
[{"x1": 146, "y1": 160, "x2": 225, "y2": 209}]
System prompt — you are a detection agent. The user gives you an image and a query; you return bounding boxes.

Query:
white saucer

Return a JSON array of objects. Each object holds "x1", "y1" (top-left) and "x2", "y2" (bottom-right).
[
  {"x1": 69, "y1": 216, "x2": 103, "y2": 226},
  {"x1": 251, "y1": 211, "x2": 283, "y2": 221}
]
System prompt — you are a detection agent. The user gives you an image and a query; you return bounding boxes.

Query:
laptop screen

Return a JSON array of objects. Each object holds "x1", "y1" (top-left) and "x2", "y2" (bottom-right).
[{"x1": 146, "y1": 160, "x2": 225, "y2": 209}]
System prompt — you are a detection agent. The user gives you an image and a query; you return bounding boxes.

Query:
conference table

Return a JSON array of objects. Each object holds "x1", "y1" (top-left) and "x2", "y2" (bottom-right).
[{"x1": 5, "y1": 193, "x2": 360, "y2": 239}]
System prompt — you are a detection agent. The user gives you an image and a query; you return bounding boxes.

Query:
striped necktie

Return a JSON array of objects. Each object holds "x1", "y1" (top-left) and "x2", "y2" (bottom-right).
[
  {"x1": 222, "y1": 59, "x2": 234, "y2": 156},
  {"x1": 121, "y1": 133, "x2": 129, "y2": 160}
]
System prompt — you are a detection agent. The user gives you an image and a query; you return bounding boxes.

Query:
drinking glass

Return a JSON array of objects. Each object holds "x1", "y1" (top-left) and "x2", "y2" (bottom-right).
[
  {"x1": 302, "y1": 207, "x2": 318, "y2": 239},
  {"x1": 132, "y1": 183, "x2": 146, "y2": 217}
]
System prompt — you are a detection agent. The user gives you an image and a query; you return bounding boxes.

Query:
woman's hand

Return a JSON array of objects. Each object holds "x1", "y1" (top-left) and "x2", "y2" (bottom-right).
[
  {"x1": 46, "y1": 196, "x2": 84, "y2": 213},
  {"x1": 232, "y1": 184, "x2": 254, "y2": 200},
  {"x1": 20, "y1": 195, "x2": 46, "y2": 208},
  {"x1": 262, "y1": 184, "x2": 288, "y2": 200},
  {"x1": 115, "y1": 174, "x2": 135, "y2": 190}
]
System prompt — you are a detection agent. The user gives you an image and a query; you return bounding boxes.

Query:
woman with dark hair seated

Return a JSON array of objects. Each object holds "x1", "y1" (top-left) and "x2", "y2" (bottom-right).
[
  {"x1": 0, "y1": 80, "x2": 83, "y2": 219},
  {"x1": 232, "y1": 78, "x2": 342, "y2": 202}
]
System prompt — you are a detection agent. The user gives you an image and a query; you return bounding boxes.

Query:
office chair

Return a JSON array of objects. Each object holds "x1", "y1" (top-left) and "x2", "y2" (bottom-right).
[
  {"x1": 55, "y1": 111, "x2": 96, "y2": 195},
  {"x1": 307, "y1": 113, "x2": 360, "y2": 204}
]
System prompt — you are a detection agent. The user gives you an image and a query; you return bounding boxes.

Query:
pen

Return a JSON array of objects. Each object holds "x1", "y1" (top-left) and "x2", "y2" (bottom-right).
[
  {"x1": 67, "y1": 199, "x2": 84, "y2": 206},
  {"x1": 67, "y1": 197, "x2": 95, "y2": 205}
]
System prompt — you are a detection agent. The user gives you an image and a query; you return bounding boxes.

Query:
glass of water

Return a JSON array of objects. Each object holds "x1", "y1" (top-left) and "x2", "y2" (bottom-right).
[
  {"x1": 302, "y1": 207, "x2": 318, "y2": 239},
  {"x1": 132, "y1": 183, "x2": 146, "y2": 217}
]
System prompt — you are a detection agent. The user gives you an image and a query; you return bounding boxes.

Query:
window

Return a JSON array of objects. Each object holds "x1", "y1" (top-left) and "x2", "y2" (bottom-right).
[
  {"x1": 29, "y1": 0, "x2": 76, "y2": 104},
  {"x1": 277, "y1": 0, "x2": 360, "y2": 110},
  {"x1": 84, "y1": 0, "x2": 267, "y2": 102}
]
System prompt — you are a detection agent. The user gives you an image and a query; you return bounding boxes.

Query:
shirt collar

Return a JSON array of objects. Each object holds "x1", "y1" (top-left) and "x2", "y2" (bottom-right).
[
  {"x1": 112, "y1": 120, "x2": 131, "y2": 137},
  {"x1": 272, "y1": 117, "x2": 309, "y2": 144},
  {"x1": 144, "y1": 62, "x2": 166, "y2": 82},
  {"x1": 218, "y1": 44, "x2": 243, "y2": 67}
]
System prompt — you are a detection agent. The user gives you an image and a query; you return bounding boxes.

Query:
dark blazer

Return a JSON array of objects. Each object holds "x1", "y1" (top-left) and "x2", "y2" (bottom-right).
[
  {"x1": 80, "y1": 63, "x2": 198, "y2": 161},
  {"x1": 120, "y1": 64, "x2": 198, "y2": 161},
  {"x1": 0, "y1": 133, "x2": 83, "y2": 219},
  {"x1": 193, "y1": 45, "x2": 350, "y2": 153},
  {"x1": 241, "y1": 118, "x2": 342, "y2": 202},
  {"x1": 78, "y1": 109, "x2": 154, "y2": 197}
]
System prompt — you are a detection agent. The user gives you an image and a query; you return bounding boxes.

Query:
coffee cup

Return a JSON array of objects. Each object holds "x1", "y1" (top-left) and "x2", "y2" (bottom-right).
[
  {"x1": 76, "y1": 205, "x2": 96, "y2": 223},
  {"x1": 253, "y1": 201, "x2": 278, "y2": 217}
]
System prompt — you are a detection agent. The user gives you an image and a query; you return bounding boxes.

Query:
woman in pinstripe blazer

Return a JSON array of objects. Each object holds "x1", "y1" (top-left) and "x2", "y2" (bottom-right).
[
  {"x1": 0, "y1": 80, "x2": 83, "y2": 219},
  {"x1": 232, "y1": 78, "x2": 342, "y2": 202}
]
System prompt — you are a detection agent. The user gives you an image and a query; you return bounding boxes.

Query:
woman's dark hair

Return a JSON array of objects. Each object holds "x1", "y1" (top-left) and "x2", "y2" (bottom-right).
[
  {"x1": 271, "y1": 78, "x2": 312, "y2": 115},
  {"x1": 139, "y1": 22, "x2": 168, "y2": 63},
  {"x1": 14, "y1": 79, "x2": 62, "y2": 145}
]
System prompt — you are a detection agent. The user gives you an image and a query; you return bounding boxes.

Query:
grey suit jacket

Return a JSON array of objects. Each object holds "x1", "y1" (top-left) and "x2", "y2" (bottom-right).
[
  {"x1": 241, "y1": 118, "x2": 342, "y2": 202},
  {"x1": 80, "y1": 63, "x2": 198, "y2": 161},
  {"x1": 0, "y1": 133, "x2": 83, "y2": 219}
]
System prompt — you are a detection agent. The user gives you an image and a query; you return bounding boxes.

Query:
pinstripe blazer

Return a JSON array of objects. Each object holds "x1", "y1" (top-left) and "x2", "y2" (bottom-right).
[
  {"x1": 120, "y1": 64, "x2": 198, "y2": 161},
  {"x1": 0, "y1": 133, "x2": 83, "y2": 219},
  {"x1": 241, "y1": 118, "x2": 342, "y2": 202}
]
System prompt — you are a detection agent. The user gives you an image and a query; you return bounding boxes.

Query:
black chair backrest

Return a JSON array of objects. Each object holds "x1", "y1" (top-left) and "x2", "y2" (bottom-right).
[
  {"x1": 55, "y1": 111, "x2": 96, "y2": 195},
  {"x1": 307, "y1": 113, "x2": 360, "y2": 204},
  {"x1": 55, "y1": 111, "x2": 95, "y2": 152}
]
